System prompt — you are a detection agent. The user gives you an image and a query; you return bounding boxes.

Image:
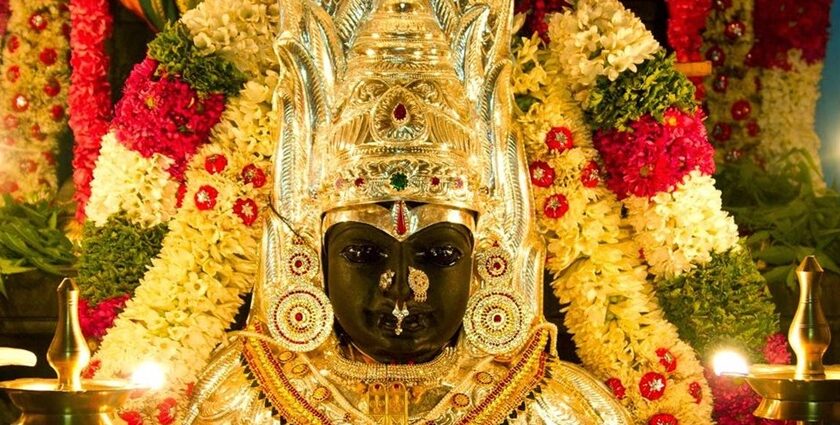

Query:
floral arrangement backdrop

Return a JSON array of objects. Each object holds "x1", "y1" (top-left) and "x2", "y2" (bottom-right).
[{"x1": 0, "y1": 0, "x2": 71, "y2": 203}]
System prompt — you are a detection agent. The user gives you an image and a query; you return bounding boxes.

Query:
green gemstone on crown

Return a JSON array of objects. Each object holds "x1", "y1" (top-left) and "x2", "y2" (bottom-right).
[{"x1": 390, "y1": 173, "x2": 408, "y2": 191}]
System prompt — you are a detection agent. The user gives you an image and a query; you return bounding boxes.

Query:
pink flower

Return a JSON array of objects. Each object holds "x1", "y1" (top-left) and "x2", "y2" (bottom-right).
[
  {"x1": 593, "y1": 108, "x2": 715, "y2": 199},
  {"x1": 763, "y1": 333, "x2": 792, "y2": 365},
  {"x1": 78, "y1": 294, "x2": 131, "y2": 341}
]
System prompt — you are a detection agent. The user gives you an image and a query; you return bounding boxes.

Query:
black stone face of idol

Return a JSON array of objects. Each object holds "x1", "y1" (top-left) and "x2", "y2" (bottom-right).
[{"x1": 324, "y1": 221, "x2": 474, "y2": 364}]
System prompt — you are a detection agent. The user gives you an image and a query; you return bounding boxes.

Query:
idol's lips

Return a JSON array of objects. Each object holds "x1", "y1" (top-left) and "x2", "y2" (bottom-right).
[{"x1": 377, "y1": 313, "x2": 427, "y2": 334}]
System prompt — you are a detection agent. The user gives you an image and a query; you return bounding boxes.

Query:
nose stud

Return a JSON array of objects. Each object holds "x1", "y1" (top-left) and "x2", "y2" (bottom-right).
[
  {"x1": 408, "y1": 267, "x2": 429, "y2": 303},
  {"x1": 379, "y1": 269, "x2": 395, "y2": 290}
]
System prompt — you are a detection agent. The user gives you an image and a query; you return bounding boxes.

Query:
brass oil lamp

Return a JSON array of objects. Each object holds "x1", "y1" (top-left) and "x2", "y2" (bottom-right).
[
  {"x1": 730, "y1": 256, "x2": 840, "y2": 424},
  {"x1": 0, "y1": 278, "x2": 139, "y2": 424}
]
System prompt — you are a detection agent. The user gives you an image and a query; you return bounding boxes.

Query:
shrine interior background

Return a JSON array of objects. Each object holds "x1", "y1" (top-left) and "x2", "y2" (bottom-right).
[{"x1": 0, "y1": 0, "x2": 838, "y2": 423}]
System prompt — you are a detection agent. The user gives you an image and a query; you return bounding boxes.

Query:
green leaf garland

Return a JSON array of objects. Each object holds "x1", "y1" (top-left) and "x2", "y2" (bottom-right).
[
  {"x1": 77, "y1": 216, "x2": 167, "y2": 304},
  {"x1": 584, "y1": 51, "x2": 696, "y2": 131},
  {"x1": 147, "y1": 22, "x2": 247, "y2": 97},
  {"x1": 657, "y1": 244, "x2": 779, "y2": 361}
]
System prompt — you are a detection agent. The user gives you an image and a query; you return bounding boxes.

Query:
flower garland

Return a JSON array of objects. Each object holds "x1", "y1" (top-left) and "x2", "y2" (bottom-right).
[
  {"x1": 0, "y1": 0, "x2": 9, "y2": 38},
  {"x1": 88, "y1": 0, "x2": 279, "y2": 420},
  {"x1": 516, "y1": 1, "x2": 717, "y2": 420},
  {"x1": 68, "y1": 0, "x2": 112, "y2": 221},
  {"x1": 665, "y1": 0, "x2": 712, "y2": 100},
  {"x1": 0, "y1": 0, "x2": 70, "y2": 203}
]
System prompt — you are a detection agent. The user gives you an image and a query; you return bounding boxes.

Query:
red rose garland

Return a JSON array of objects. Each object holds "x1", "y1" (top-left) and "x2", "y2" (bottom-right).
[
  {"x1": 751, "y1": 0, "x2": 831, "y2": 69},
  {"x1": 69, "y1": 0, "x2": 113, "y2": 221},
  {"x1": 78, "y1": 294, "x2": 130, "y2": 340},
  {"x1": 666, "y1": 0, "x2": 712, "y2": 100}
]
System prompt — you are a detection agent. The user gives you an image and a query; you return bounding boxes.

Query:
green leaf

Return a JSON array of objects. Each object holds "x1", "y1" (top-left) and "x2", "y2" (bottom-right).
[{"x1": 754, "y1": 245, "x2": 797, "y2": 265}]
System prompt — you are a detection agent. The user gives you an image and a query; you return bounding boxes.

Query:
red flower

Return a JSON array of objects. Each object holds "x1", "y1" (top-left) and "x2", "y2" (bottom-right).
[
  {"x1": 639, "y1": 371, "x2": 667, "y2": 400},
  {"x1": 194, "y1": 185, "x2": 219, "y2": 210},
  {"x1": 175, "y1": 183, "x2": 187, "y2": 208},
  {"x1": 204, "y1": 154, "x2": 228, "y2": 174},
  {"x1": 543, "y1": 194, "x2": 569, "y2": 219},
  {"x1": 656, "y1": 348, "x2": 678, "y2": 373},
  {"x1": 649, "y1": 413, "x2": 678, "y2": 425},
  {"x1": 688, "y1": 381, "x2": 703, "y2": 403},
  {"x1": 6, "y1": 65, "x2": 19, "y2": 83},
  {"x1": 730, "y1": 100, "x2": 751, "y2": 121},
  {"x1": 78, "y1": 295, "x2": 131, "y2": 341},
  {"x1": 156, "y1": 397, "x2": 177, "y2": 425},
  {"x1": 580, "y1": 161, "x2": 601, "y2": 188},
  {"x1": 593, "y1": 108, "x2": 715, "y2": 199},
  {"x1": 0, "y1": 181, "x2": 19, "y2": 193},
  {"x1": 712, "y1": 122, "x2": 732, "y2": 143},
  {"x1": 50, "y1": 105, "x2": 65, "y2": 121},
  {"x1": 241, "y1": 164, "x2": 267, "y2": 188},
  {"x1": 39, "y1": 48, "x2": 58, "y2": 66},
  {"x1": 666, "y1": 0, "x2": 712, "y2": 63},
  {"x1": 545, "y1": 126, "x2": 574, "y2": 153},
  {"x1": 81, "y1": 358, "x2": 101, "y2": 379},
  {"x1": 11, "y1": 94, "x2": 28, "y2": 112},
  {"x1": 605, "y1": 377, "x2": 626, "y2": 400},
  {"x1": 111, "y1": 58, "x2": 226, "y2": 180},
  {"x1": 529, "y1": 161, "x2": 555, "y2": 187},
  {"x1": 44, "y1": 79, "x2": 61, "y2": 97},
  {"x1": 6, "y1": 35, "x2": 19, "y2": 53},
  {"x1": 119, "y1": 411, "x2": 144, "y2": 425},
  {"x1": 763, "y1": 332, "x2": 792, "y2": 365},
  {"x1": 28, "y1": 12, "x2": 48, "y2": 31},
  {"x1": 233, "y1": 198, "x2": 259, "y2": 226}
]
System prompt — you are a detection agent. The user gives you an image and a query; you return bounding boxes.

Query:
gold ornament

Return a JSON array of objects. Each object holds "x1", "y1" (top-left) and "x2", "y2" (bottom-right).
[
  {"x1": 392, "y1": 302, "x2": 410, "y2": 336},
  {"x1": 379, "y1": 269, "x2": 395, "y2": 290},
  {"x1": 475, "y1": 243, "x2": 513, "y2": 285},
  {"x1": 267, "y1": 284, "x2": 334, "y2": 352},
  {"x1": 463, "y1": 288, "x2": 534, "y2": 355},
  {"x1": 408, "y1": 266, "x2": 430, "y2": 303}
]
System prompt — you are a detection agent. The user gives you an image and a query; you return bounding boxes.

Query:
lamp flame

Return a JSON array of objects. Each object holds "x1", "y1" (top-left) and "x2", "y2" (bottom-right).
[
  {"x1": 712, "y1": 350, "x2": 749, "y2": 376},
  {"x1": 130, "y1": 361, "x2": 166, "y2": 390}
]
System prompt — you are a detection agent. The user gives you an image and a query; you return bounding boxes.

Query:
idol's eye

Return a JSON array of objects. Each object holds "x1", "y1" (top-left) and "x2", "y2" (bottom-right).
[
  {"x1": 340, "y1": 244, "x2": 388, "y2": 264},
  {"x1": 417, "y1": 245, "x2": 463, "y2": 267}
]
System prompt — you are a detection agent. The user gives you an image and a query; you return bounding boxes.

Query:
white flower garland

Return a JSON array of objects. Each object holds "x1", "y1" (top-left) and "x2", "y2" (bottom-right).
[
  {"x1": 757, "y1": 50, "x2": 823, "y2": 168},
  {"x1": 92, "y1": 0, "x2": 279, "y2": 411},
  {"x1": 547, "y1": 0, "x2": 659, "y2": 101},
  {"x1": 86, "y1": 133, "x2": 179, "y2": 227},
  {"x1": 624, "y1": 170, "x2": 740, "y2": 279}
]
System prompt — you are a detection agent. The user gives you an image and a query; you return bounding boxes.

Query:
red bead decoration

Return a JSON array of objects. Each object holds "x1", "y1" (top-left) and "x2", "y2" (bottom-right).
[
  {"x1": 655, "y1": 348, "x2": 678, "y2": 373},
  {"x1": 724, "y1": 21, "x2": 746, "y2": 40},
  {"x1": 204, "y1": 154, "x2": 228, "y2": 174},
  {"x1": 731, "y1": 100, "x2": 752, "y2": 121},
  {"x1": 354, "y1": 177, "x2": 365, "y2": 187},
  {"x1": 543, "y1": 194, "x2": 569, "y2": 219},
  {"x1": 712, "y1": 123, "x2": 732, "y2": 143},
  {"x1": 545, "y1": 126, "x2": 574, "y2": 152},
  {"x1": 44, "y1": 79, "x2": 61, "y2": 97},
  {"x1": 28, "y1": 13, "x2": 48, "y2": 31},
  {"x1": 50, "y1": 105, "x2": 65, "y2": 121},
  {"x1": 7, "y1": 66, "x2": 20, "y2": 83},
  {"x1": 639, "y1": 371, "x2": 667, "y2": 400},
  {"x1": 233, "y1": 198, "x2": 259, "y2": 226},
  {"x1": 430, "y1": 176, "x2": 441, "y2": 186},
  {"x1": 705, "y1": 46, "x2": 725, "y2": 67},
  {"x1": 580, "y1": 161, "x2": 601, "y2": 188},
  {"x1": 529, "y1": 161, "x2": 555, "y2": 188},
  {"x1": 605, "y1": 378, "x2": 626, "y2": 400},
  {"x1": 194, "y1": 185, "x2": 219, "y2": 210},
  {"x1": 688, "y1": 381, "x2": 702, "y2": 403},
  {"x1": 39, "y1": 48, "x2": 58, "y2": 66},
  {"x1": 7, "y1": 36, "x2": 19, "y2": 53},
  {"x1": 393, "y1": 103, "x2": 408, "y2": 121},
  {"x1": 241, "y1": 164, "x2": 267, "y2": 188},
  {"x1": 747, "y1": 120, "x2": 761, "y2": 137},
  {"x1": 648, "y1": 413, "x2": 678, "y2": 425},
  {"x1": 712, "y1": 75, "x2": 728, "y2": 93}
]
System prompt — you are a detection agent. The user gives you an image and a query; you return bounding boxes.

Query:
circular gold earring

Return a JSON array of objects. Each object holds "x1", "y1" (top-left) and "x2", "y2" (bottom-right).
[
  {"x1": 379, "y1": 269, "x2": 395, "y2": 290},
  {"x1": 408, "y1": 266, "x2": 429, "y2": 303},
  {"x1": 267, "y1": 284, "x2": 334, "y2": 352},
  {"x1": 463, "y1": 288, "x2": 533, "y2": 355}
]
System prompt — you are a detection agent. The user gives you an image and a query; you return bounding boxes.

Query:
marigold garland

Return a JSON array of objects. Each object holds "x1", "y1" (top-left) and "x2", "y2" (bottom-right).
[
  {"x1": 68, "y1": 0, "x2": 112, "y2": 221},
  {"x1": 0, "y1": 0, "x2": 71, "y2": 203}
]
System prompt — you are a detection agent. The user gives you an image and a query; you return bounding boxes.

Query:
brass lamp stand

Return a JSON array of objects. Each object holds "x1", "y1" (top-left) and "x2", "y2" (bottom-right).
[
  {"x1": 739, "y1": 256, "x2": 840, "y2": 424},
  {"x1": 0, "y1": 278, "x2": 138, "y2": 424}
]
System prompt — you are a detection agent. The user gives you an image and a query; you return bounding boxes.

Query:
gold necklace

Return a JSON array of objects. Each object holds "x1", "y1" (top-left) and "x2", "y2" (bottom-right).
[{"x1": 324, "y1": 345, "x2": 459, "y2": 384}]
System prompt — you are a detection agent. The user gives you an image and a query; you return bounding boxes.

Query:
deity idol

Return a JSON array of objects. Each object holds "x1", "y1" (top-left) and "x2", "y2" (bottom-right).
[{"x1": 183, "y1": 0, "x2": 631, "y2": 422}]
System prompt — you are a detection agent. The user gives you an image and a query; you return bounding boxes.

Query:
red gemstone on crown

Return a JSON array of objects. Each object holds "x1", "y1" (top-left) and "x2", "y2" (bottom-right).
[
  {"x1": 294, "y1": 312, "x2": 304, "y2": 322},
  {"x1": 393, "y1": 103, "x2": 408, "y2": 121},
  {"x1": 493, "y1": 315, "x2": 502, "y2": 323}
]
